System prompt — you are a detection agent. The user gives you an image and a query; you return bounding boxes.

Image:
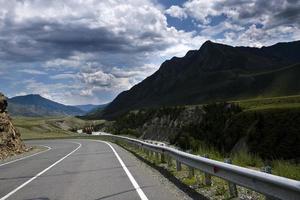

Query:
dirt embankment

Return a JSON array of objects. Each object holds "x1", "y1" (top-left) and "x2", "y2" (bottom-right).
[{"x1": 0, "y1": 93, "x2": 26, "y2": 159}]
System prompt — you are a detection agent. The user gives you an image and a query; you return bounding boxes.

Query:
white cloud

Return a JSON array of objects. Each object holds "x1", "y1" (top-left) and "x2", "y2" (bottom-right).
[
  {"x1": 165, "y1": 5, "x2": 187, "y2": 20},
  {"x1": 50, "y1": 73, "x2": 76, "y2": 80},
  {"x1": 1, "y1": 0, "x2": 300, "y2": 105},
  {"x1": 184, "y1": 0, "x2": 223, "y2": 24},
  {"x1": 165, "y1": 0, "x2": 300, "y2": 48},
  {"x1": 200, "y1": 21, "x2": 245, "y2": 36},
  {"x1": 17, "y1": 69, "x2": 47, "y2": 75}
]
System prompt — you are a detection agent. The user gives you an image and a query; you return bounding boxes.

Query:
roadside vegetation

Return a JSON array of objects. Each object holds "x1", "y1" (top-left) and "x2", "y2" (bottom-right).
[
  {"x1": 105, "y1": 95, "x2": 300, "y2": 181},
  {"x1": 115, "y1": 140, "x2": 265, "y2": 200}
]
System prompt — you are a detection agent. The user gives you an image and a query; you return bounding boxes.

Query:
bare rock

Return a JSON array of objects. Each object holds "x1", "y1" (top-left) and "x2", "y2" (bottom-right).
[
  {"x1": 0, "y1": 92, "x2": 7, "y2": 112},
  {"x1": 0, "y1": 92, "x2": 26, "y2": 159}
]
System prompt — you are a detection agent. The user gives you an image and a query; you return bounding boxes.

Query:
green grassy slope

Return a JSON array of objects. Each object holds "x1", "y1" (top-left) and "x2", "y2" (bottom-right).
[
  {"x1": 12, "y1": 116, "x2": 105, "y2": 139},
  {"x1": 233, "y1": 95, "x2": 300, "y2": 110}
]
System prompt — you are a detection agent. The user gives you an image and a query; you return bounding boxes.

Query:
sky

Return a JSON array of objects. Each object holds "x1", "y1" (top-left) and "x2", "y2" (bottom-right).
[{"x1": 0, "y1": 0, "x2": 299, "y2": 105}]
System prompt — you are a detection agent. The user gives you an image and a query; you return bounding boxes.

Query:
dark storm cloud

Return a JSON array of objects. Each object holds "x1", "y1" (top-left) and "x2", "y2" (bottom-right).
[
  {"x1": 0, "y1": 19, "x2": 170, "y2": 64},
  {"x1": 0, "y1": 0, "x2": 173, "y2": 66},
  {"x1": 274, "y1": 6, "x2": 300, "y2": 26},
  {"x1": 212, "y1": 0, "x2": 300, "y2": 28}
]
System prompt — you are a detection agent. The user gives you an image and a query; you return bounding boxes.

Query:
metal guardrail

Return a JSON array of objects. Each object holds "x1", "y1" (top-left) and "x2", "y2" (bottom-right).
[{"x1": 103, "y1": 134, "x2": 300, "y2": 200}]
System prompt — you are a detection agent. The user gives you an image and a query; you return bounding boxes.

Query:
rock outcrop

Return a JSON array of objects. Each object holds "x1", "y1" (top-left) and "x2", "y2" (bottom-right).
[
  {"x1": 139, "y1": 107, "x2": 204, "y2": 141},
  {"x1": 0, "y1": 93, "x2": 26, "y2": 159}
]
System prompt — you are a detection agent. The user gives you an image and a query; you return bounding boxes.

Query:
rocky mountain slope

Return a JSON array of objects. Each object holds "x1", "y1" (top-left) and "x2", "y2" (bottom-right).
[
  {"x1": 0, "y1": 93, "x2": 26, "y2": 159},
  {"x1": 8, "y1": 94, "x2": 85, "y2": 117},
  {"x1": 139, "y1": 107, "x2": 203, "y2": 141},
  {"x1": 101, "y1": 40, "x2": 300, "y2": 119}
]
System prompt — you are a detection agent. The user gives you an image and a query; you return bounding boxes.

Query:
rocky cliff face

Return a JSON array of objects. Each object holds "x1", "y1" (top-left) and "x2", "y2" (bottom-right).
[
  {"x1": 0, "y1": 93, "x2": 26, "y2": 159},
  {"x1": 139, "y1": 107, "x2": 204, "y2": 141}
]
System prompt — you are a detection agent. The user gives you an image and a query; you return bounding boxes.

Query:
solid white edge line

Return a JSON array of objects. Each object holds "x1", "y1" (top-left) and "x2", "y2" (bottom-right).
[
  {"x1": 0, "y1": 142, "x2": 82, "y2": 200},
  {"x1": 0, "y1": 145, "x2": 52, "y2": 167},
  {"x1": 92, "y1": 140, "x2": 148, "y2": 200}
]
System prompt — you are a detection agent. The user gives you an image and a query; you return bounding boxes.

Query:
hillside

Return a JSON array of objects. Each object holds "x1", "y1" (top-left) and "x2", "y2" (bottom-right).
[
  {"x1": 103, "y1": 100, "x2": 300, "y2": 160},
  {"x1": 12, "y1": 116, "x2": 105, "y2": 139},
  {"x1": 8, "y1": 94, "x2": 85, "y2": 117},
  {"x1": 100, "y1": 40, "x2": 300, "y2": 119}
]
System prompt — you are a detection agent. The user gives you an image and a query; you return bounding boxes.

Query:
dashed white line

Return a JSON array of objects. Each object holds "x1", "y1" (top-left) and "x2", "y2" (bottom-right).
[
  {"x1": 0, "y1": 145, "x2": 51, "y2": 167},
  {"x1": 0, "y1": 142, "x2": 82, "y2": 200},
  {"x1": 93, "y1": 140, "x2": 149, "y2": 200}
]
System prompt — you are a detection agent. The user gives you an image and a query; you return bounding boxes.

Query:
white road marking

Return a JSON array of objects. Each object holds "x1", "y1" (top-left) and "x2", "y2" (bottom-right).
[
  {"x1": 0, "y1": 145, "x2": 51, "y2": 167},
  {"x1": 93, "y1": 140, "x2": 149, "y2": 200},
  {"x1": 0, "y1": 142, "x2": 82, "y2": 200}
]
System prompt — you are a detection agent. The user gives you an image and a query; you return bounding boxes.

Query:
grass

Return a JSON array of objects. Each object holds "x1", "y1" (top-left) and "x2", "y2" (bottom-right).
[
  {"x1": 273, "y1": 160, "x2": 300, "y2": 180},
  {"x1": 195, "y1": 143, "x2": 223, "y2": 161},
  {"x1": 194, "y1": 142, "x2": 300, "y2": 180},
  {"x1": 231, "y1": 149, "x2": 264, "y2": 168},
  {"x1": 233, "y1": 95, "x2": 300, "y2": 110}
]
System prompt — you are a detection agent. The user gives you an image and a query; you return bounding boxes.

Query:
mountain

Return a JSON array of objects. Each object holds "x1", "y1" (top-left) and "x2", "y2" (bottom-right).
[
  {"x1": 98, "y1": 40, "x2": 300, "y2": 119},
  {"x1": 75, "y1": 104, "x2": 99, "y2": 113},
  {"x1": 7, "y1": 94, "x2": 85, "y2": 117}
]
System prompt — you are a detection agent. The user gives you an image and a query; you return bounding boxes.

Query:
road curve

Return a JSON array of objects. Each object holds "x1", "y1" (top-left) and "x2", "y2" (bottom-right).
[{"x1": 0, "y1": 139, "x2": 188, "y2": 200}]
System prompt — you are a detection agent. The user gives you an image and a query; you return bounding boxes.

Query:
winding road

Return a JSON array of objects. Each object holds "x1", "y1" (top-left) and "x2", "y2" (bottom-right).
[{"x1": 0, "y1": 139, "x2": 187, "y2": 200}]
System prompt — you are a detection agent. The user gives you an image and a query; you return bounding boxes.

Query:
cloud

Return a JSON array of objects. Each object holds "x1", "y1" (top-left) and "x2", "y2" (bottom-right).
[
  {"x1": 165, "y1": 5, "x2": 187, "y2": 19},
  {"x1": 1, "y1": 0, "x2": 299, "y2": 105},
  {"x1": 0, "y1": 0, "x2": 177, "y2": 64},
  {"x1": 175, "y1": 0, "x2": 300, "y2": 30},
  {"x1": 50, "y1": 73, "x2": 76, "y2": 80},
  {"x1": 17, "y1": 69, "x2": 47, "y2": 75},
  {"x1": 78, "y1": 66, "x2": 152, "y2": 92},
  {"x1": 199, "y1": 21, "x2": 245, "y2": 37},
  {"x1": 167, "y1": 0, "x2": 300, "y2": 47}
]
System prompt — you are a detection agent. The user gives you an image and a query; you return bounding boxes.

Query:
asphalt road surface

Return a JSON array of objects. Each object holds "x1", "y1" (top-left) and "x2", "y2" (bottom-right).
[{"x1": 0, "y1": 139, "x2": 189, "y2": 200}]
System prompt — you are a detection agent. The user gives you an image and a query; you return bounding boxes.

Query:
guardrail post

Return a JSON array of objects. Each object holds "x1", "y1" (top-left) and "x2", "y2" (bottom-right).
[
  {"x1": 155, "y1": 152, "x2": 159, "y2": 162},
  {"x1": 224, "y1": 158, "x2": 238, "y2": 198},
  {"x1": 188, "y1": 166, "x2": 194, "y2": 178},
  {"x1": 262, "y1": 166, "x2": 279, "y2": 200},
  {"x1": 145, "y1": 149, "x2": 150, "y2": 157},
  {"x1": 161, "y1": 152, "x2": 165, "y2": 163},
  {"x1": 203, "y1": 154, "x2": 212, "y2": 186},
  {"x1": 176, "y1": 160, "x2": 182, "y2": 171},
  {"x1": 138, "y1": 144, "x2": 143, "y2": 152},
  {"x1": 141, "y1": 145, "x2": 145, "y2": 153},
  {"x1": 167, "y1": 155, "x2": 172, "y2": 167}
]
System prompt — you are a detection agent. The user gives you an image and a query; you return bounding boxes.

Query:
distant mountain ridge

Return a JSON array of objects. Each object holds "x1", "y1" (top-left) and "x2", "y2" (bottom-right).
[
  {"x1": 8, "y1": 94, "x2": 85, "y2": 117},
  {"x1": 82, "y1": 103, "x2": 110, "y2": 119},
  {"x1": 100, "y1": 40, "x2": 300, "y2": 119},
  {"x1": 75, "y1": 104, "x2": 99, "y2": 112}
]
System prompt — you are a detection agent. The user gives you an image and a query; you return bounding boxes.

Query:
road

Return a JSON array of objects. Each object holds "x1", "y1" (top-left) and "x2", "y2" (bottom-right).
[{"x1": 0, "y1": 139, "x2": 188, "y2": 200}]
